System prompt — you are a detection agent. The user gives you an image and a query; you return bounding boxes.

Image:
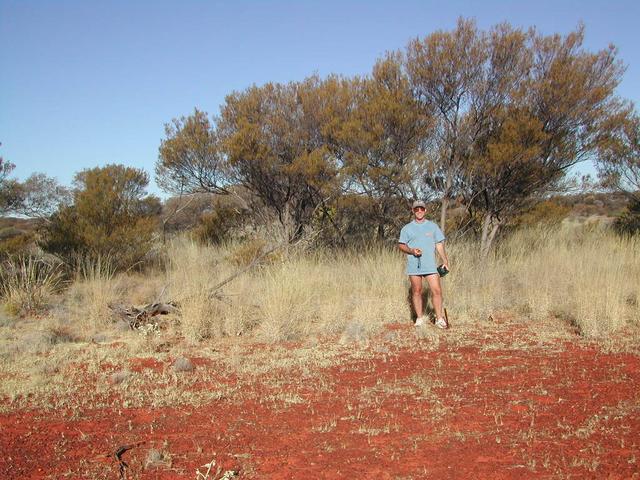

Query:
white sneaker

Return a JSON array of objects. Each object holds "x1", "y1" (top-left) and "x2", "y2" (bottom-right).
[
  {"x1": 415, "y1": 316, "x2": 426, "y2": 327},
  {"x1": 435, "y1": 317, "x2": 448, "y2": 329}
]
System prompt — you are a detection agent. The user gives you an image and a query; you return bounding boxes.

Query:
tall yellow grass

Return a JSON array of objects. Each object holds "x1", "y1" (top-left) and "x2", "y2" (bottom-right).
[
  {"x1": 65, "y1": 255, "x2": 123, "y2": 331},
  {"x1": 165, "y1": 237, "x2": 235, "y2": 342},
  {"x1": 163, "y1": 225, "x2": 639, "y2": 342},
  {"x1": 0, "y1": 256, "x2": 64, "y2": 316},
  {"x1": 164, "y1": 238, "x2": 408, "y2": 342},
  {"x1": 449, "y1": 224, "x2": 639, "y2": 337}
]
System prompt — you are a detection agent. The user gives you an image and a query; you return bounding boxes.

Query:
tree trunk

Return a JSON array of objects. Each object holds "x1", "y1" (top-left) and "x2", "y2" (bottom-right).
[
  {"x1": 486, "y1": 222, "x2": 501, "y2": 257},
  {"x1": 376, "y1": 202, "x2": 387, "y2": 241},
  {"x1": 439, "y1": 171, "x2": 454, "y2": 234},
  {"x1": 280, "y1": 203, "x2": 302, "y2": 243},
  {"x1": 440, "y1": 196, "x2": 449, "y2": 234},
  {"x1": 480, "y1": 213, "x2": 501, "y2": 258}
]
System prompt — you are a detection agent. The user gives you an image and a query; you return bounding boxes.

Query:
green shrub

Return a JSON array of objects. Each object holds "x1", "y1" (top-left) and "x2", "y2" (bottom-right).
[
  {"x1": 38, "y1": 164, "x2": 160, "y2": 271},
  {"x1": 193, "y1": 205, "x2": 244, "y2": 245},
  {"x1": 613, "y1": 198, "x2": 640, "y2": 236},
  {"x1": 0, "y1": 232, "x2": 34, "y2": 258},
  {"x1": 513, "y1": 199, "x2": 571, "y2": 227}
]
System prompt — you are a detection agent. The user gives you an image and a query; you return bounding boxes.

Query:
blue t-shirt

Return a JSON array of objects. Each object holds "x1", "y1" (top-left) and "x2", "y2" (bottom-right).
[{"x1": 399, "y1": 220, "x2": 445, "y2": 275}]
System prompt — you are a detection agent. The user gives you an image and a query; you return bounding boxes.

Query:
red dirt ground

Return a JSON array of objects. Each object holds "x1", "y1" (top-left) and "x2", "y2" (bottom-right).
[{"x1": 2, "y1": 322, "x2": 639, "y2": 479}]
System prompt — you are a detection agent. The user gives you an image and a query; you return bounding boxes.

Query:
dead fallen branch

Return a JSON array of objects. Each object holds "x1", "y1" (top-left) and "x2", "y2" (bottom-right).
[
  {"x1": 113, "y1": 441, "x2": 145, "y2": 480},
  {"x1": 109, "y1": 302, "x2": 178, "y2": 330},
  {"x1": 209, "y1": 242, "x2": 284, "y2": 293},
  {"x1": 109, "y1": 236, "x2": 300, "y2": 332}
]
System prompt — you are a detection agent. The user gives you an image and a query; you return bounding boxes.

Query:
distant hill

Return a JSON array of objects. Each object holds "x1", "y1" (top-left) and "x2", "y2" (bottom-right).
[
  {"x1": 0, "y1": 191, "x2": 632, "y2": 240},
  {"x1": 559, "y1": 191, "x2": 630, "y2": 220},
  {"x1": 0, "y1": 217, "x2": 40, "y2": 240}
]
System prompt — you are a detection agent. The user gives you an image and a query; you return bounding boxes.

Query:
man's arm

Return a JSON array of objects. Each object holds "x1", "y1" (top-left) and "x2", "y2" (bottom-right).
[
  {"x1": 399, "y1": 243, "x2": 421, "y2": 256},
  {"x1": 435, "y1": 242, "x2": 449, "y2": 269}
]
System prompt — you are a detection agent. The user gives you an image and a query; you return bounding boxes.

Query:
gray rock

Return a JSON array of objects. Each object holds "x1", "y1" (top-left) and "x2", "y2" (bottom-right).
[
  {"x1": 114, "y1": 320, "x2": 132, "y2": 332},
  {"x1": 340, "y1": 321, "x2": 368, "y2": 344},
  {"x1": 110, "y1": 370, "x2": 130, "y2": 384},
  {"x1": 172, "y1": 356, "x2": 195, "y2": 372},
  {"x1": 91, "y1": 333, "x2": 110, "y2": 343}
]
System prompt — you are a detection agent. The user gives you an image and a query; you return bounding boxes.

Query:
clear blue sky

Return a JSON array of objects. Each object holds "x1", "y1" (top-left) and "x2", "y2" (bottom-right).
[{"x1": 1, "y1": 0, "x2": 639, "y2": 197}]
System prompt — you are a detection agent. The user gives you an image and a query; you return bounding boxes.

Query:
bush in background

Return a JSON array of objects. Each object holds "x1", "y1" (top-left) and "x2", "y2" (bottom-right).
[
  {"x1": 0, "y1": 232, "x2": 35, "y2": 258},
  {"x1": 193, "y1": 204, "x2": 245, "y2": 245},
  {"x1": 512, "y1": 199, "x2": 571, "y2": 228},
  {"x1": 613, "y1": 198, "x2": 640, "y2": 236},
  {"x1": 39, "y1": 164, "x2": 160, "y2": 271}
]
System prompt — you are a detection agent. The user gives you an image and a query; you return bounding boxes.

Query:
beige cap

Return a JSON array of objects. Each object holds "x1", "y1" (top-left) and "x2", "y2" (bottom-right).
[{"x1": 412, "y1": 200, "x2": 426, "y2": 209}]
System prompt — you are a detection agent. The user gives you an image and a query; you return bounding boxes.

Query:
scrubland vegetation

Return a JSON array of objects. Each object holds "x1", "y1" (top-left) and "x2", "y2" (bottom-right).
[
  {"x1": 0, "y1": 223, "x2": 636, "y2": 354},
  {"x1": 162, "y1": 224, "x2": 639, "y2": 343}
]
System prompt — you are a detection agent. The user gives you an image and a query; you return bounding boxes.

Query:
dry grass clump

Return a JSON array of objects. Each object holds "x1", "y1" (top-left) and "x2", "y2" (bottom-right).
[
  {"x1": 0, "y1": 255, "x2": 64, "y2": 316},
  {"x1": 446, "y1": 224, "x2": 640, "y2": 338},
  {"x1": 145, "y1": 447, "x2": 172, "y2": 469},
  {"x1": 227, "y1": 237, "x2": 280, "y2": 267},
  {"x1": 10, "y1": 224, "x2": 631, "y2": 348},
  {"x1": 163, "y1": 238, "x2": 407, "y2": 342},
  {"x1": 248, "y1": 247, "x2": 406, "y2": 342},
  {"x1": 165, "y1": 237, "x2": 238, "y2": 342},
  {"x1": 15, "y1": 325, "x2": 79, "y2": 355},
  {"x1": 64, "y1": 255, "x2": 124, "y2": 332}
]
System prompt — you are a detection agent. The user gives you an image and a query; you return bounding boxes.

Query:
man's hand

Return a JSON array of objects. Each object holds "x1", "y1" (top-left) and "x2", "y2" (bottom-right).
[
  {"x1": 435, "y1": 242, "x2": 448, "y2": 269},
  {"x1": 413, "y1": 248, "x2": 422, "y2": 257}
]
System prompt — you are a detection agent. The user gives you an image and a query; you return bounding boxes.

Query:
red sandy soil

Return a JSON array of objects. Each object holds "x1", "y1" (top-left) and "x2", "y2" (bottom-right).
[{"x1": 2, "y1": 323, "x2": 639, "y2": 479}]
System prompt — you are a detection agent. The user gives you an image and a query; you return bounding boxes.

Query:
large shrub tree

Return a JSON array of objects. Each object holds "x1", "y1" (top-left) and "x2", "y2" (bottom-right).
[
  {"x1": 337, "y1": 54, "x2": 432, "y2": 240},
  {"x1": 219, "y1": 78, "x2": 345, "y2": 240},
  {"x1": 157, "y1": 78, "x2": 345, "y2": 241},
  {"x1": 155, "y1": 19, "x2": 635, "y2": 249},
  {"x1": 156, "y1": 109, "x2": 230, "y2": 196},
  {"x1": 597, "y1": 111, "x2": 640, "y2": 234},
  {"x1": 0, "y1": 145, "x2": 69, "y2": 222},
  {"x1": 14, "y1": 173, "x2": 71, "y2": 221},
  {"x1": 467, "y1": 26, "x2": 628, "y2": 254},
  {"x1": 405, "y1": 18, "x2": 488, "y2": 231},
  {"x1": 597, "y1": 111, "x2": 640, "y2": 200},
  {"x1": 40, "y1": 164, "x2": 160, "y2": 269},
  {"x1": 0, "y1": 148, "x2": 21, "y2": 215}
]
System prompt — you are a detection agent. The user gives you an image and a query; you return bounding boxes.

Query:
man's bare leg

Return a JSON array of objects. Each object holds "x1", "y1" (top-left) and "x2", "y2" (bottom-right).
[
  {"x1": 425, "y1": 273, "x2": 447, "y2": 327},
  {"x1": 409, "y1": 275, "x2": 424, "y2": 324},
  {"x1": 425, "y1": 274, "x2": 443, "y2": 317}
]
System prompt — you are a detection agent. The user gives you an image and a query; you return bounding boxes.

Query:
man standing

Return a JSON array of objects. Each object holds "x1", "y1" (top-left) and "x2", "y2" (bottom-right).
[{"x1": 398, "y1": 200, "x2": 450, "y2": 328}]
